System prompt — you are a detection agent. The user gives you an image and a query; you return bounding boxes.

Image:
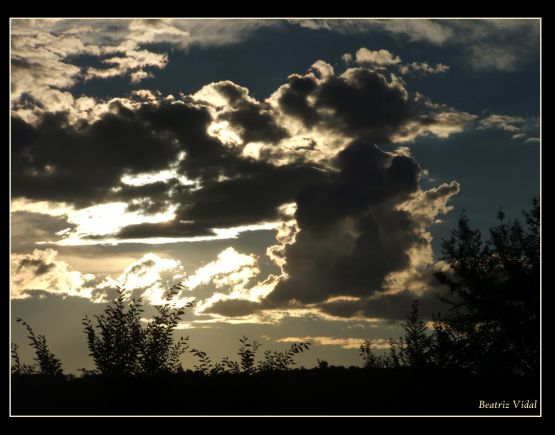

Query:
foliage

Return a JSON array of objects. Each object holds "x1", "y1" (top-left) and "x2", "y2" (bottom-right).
[
  {"x1": 258, "y1": 342, "x2": 311, "y2": 372},
  {"x1": 11, "y1": 343, "x2": 36, "y2": 375},
  {"x1": 82, "y1": 284, "x2": 192, "y2": 376},
  {"x1": 14, "y1": 318, "x2": 63, "y2": 376},
  {"x1": 359, "y1": 339, "x2": 387, "y2": 368},
  {"x1": 433, "y1": 199, "x2": 540, "y2": 375},
  {"x1": 189, "y1": 348, "x2": 214, "y2": 375},
  {"x1": 191, "y1": 337, "x2": 311, "y2": 375},
  {"x1": 397, "y1": 300, "x2": 433, "y2": 368},
  {"x1": 359, "y1": 199, "x2": 540, "y2": 376},
  {"x1": 140, "y1": 284, "x2": 191, "y2": 375},
  {"x1": 238, "y1": 336, "x2": 261, "y2": 374}
]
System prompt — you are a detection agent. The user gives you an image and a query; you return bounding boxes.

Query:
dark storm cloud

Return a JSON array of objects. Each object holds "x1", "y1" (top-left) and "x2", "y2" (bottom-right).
[
  {"x1": 11, "y1": 104, "x2": 181, "y2": 207},
  {"x1": 12, "y1": 65, "x2": 461, "y2": 319},
  {"x1": 274, "y1": 67, "x2": 471, "y2": 144},
  {"x1": 12, "y1": 96, "x2": 290, "y2": 208},
  {"x1": 275, "y1": 68, "x2": 415, "y2": 142},
  {"x1": 175, "y1": 164, "x2": 328, "y2": 228},
  {"x1": 264, "y1": 139, "x2": 423, "y2": 306},
  {"x1": 212, "y1": 81, "x2": 289, "y2": 144},
  {"x1": 319, "y1": 287, "x2": 448, "y2": 321},
  {"x1": 277, "y1": 74, "x2": 320, "y2": 128},
  {"x1": 110, "y1": 162, "x2": 327, "y2": 239},
  {"x1": 12, "y1": 90, "x2": 331, "y2": 240},
  {"x1": 220, "y1": 103, "x2": 289, "y2": 144},
  {"x1": 17, "y1": 257, "x2": 55, "y2": 275},
  {"x1": 114, "y1": 180, "x2": 177, "y2": 215},
  {"x1": 115, "y1": 221, "x2": 216, "y2": 239},
  {"x1": 13, "y1": 96, "x2": 289, "y2": 208},
  {"x1": 203, "y1": 299, "x2": 260, "y2": 317},
  {"x1": 295, "y1": 141, "x2": 419, "y2": 231}
]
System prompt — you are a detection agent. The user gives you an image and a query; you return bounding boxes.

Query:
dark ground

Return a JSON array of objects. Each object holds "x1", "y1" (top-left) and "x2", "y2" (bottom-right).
[{"x1": 10, "y1": 367, "x2": 540, "y2": 416}]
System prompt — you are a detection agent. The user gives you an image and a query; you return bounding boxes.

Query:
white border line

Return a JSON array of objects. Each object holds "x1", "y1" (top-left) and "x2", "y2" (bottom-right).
[{"x1": 8, "y1": 17, "x2": 542, "y2": 419}]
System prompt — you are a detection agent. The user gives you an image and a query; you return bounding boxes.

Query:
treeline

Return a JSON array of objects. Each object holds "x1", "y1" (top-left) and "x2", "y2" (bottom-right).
[{"x1": 12, "y1": 199, "x2": 540, "y2": 379}]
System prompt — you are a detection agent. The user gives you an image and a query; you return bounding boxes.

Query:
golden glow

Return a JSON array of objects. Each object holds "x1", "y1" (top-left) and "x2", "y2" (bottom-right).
[
  {"x1": 207, "y1": 120, "x2": 243, "y2": 146},
  {"x1": 183, "y1": 247, "x2": 258, "y2": 291}
]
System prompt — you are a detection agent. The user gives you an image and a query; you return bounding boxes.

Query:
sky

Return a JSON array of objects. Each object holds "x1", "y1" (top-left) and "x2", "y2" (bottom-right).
[{"x1": 10, "y1": 18, "x2": 541, "y2": 373}]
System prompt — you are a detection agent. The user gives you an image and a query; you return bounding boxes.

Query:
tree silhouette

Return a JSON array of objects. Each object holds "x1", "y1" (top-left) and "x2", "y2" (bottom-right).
[
  {"x1": 397, "y1": 300, "x2": 433, "y2": 368},
  {"x1": 189, "y1": 348, "x2": 214, "y2": 374},
  {"x1": 361, "y1": 302, "x2": 432, "y2": 369},
  {"x1": 238, "y1": 336, "x2": 261, "y2": 374},
  {"x1": 434, "y1": 199, "x2": 540, "y2": 375},
  {"x1": 258, "y1": 342, "x2": 311, "y2": 372},
  {"x1": 359, "y1": 339, "x2": 386, "y2": 368},
  {"x1": 82, "y1": 284, "x2": 192, "y2": 376},
  {"x1": 358, "y1": 199, "x2": 540, "y2": 375},
  {"x1": 14, "y1": 318, "x2": 63, "y2": 376}
]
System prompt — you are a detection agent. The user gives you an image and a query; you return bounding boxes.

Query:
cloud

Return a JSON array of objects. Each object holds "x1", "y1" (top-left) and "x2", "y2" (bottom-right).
[
  {"x1": 318, "y1": 287, "x2": 447, "y2": 321},
  {"x1": 294, "y1": 19, "x2": 453, "y2": 45},
  {"x1": 10, "y1": 248, "x2": 189, "y2": 306},
  {"x1": 10, "y1": 19, "x2": 278, "y2": 115},
  {"x1": 512, "y1": 133, "x2": 528, "y2": 141},
  {"x1": 84, "y1": 49, "x2": 168, "y2": 82},
  {"x1": 12, "y1": 54, "x2": 468, "y2": 321},
  {"x1": 294, "y1": 19, "x2": 539, "y2": 72},
  {"x1": 478, "y1": 113, "x2": 540, "y2": 143},
  {"x1": 271, "y1": 65, "x2": 473, "y2": 147},
  {"x1": 398, "y1": 62, "x2": 449, "y2": 76},
  {"x1": 479, "y1": 114, "x2": 526, "y2": 133},
  {"x1": 11, "y1": 18, "x2": 539, "y2": 126},
  {"x1": 116, "y1": 253, "x2": 186, "y2": 305},
  {"x1": 341, "y1": 52, "x2": 353, "y2": 64},
  {"x1": 202, "y1": 298, "x2": 262, "y2": 317},
  {"x1": 182, "y1": 247, "x2": 259, "y2": 292},
  {"x1": 263, "y1": 141, "x2": 422, "y2": 307},
  {"x1": 344, "y1": 47, "x2": 449, "y2": 77},
  {"x1": 354, "y1": 48, "x2": 401, "y2": 66},
  {"x1": 210, "y1": 82, "x2": 290, "y2": 145},
  {"x1": 11, "y1": 248, "x2": 109, "y2": 300},
  {"x1": 10, "y1": 211, "x2": 76, "y2": 250}
]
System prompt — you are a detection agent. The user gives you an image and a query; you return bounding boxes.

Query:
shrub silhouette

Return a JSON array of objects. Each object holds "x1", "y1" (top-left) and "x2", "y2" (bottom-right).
[
  {"x1": 82, "y1": 284, "x2": 192, "y2": 376},
  {"x1": 359, "y1": 339, "x2": 386, "y2": 368},
  {"x1": 189, "y1": 348, "x2": 214, "y2": 375},
  {"x1": 238, "y1": 335, "x2": 261, "y2": 374},
  {"x1": 360, "y1": 302, "x2": 433, "y2": 370},
  {"x1": 13, "y1": 318, "x2": 63, "y2": 376},
  {"x1": 258, "y1": 342, "x2": 311, "y2": 372},
  {"x1": 190, "y1": 336, "x2": 311, "y2": 374},
  {"x1": 11, "y1": 343, "x2": 36, "y2": 375}
]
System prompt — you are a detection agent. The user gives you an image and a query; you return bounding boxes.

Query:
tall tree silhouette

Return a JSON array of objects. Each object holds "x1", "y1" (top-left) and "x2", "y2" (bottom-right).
[
  {"x1": 434, "y1": 199, "x2": 540, "y2": 375},
  {"x1": 397, "y1": 300, "x2": 433, "y2": 368}
]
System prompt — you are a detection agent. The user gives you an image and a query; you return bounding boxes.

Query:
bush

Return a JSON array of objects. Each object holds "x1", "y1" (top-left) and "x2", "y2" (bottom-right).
[{"x1": 82, "y1": 284, "x2": 192, "y2": 376}]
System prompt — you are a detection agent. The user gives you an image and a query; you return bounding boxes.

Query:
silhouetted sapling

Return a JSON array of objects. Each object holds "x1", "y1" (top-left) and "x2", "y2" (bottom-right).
[
  {"x1": 82, "y1": 284, "x2": 192, "y2": 376},
  {"x1": 13, "y1": 318, "x2": 63, "y2": 376}
]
